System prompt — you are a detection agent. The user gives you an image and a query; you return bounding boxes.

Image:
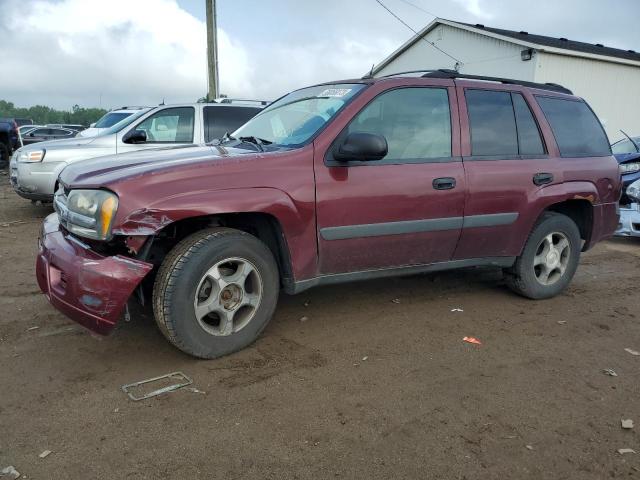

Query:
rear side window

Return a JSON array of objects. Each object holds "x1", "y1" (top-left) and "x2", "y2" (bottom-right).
[
  {"x1": 536, "y1": 96, "x2": 610, "y2": 157},
  {"x1": 204, "y1": 106, "x2": 262, "y2": 142},
  {"x1": 465, "y1": 90, "x2": 545, "y2": 157},
  {"x1": 512, "y1": 94, "x2": 545, "y2": 155}
]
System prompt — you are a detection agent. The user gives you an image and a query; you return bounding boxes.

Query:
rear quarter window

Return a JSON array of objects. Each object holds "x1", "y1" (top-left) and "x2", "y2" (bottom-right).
[{"x1": 535, "y1": 96, "x2": 611, "y2": 157}]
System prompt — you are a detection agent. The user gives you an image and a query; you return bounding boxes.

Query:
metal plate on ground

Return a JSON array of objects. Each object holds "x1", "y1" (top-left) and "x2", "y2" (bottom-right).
[{"x1": 121, "y1": 372, "x2": 193, "y2": 401}]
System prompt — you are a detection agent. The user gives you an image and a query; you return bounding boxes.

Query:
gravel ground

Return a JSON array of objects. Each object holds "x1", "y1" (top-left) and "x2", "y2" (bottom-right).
[{"x1": 1, "y1": 171, "x2": 639, "y2": 479}]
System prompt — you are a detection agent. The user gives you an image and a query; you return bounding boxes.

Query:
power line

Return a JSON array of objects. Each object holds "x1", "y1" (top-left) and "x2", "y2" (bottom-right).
[
  {"x1": 395, "y1": 0, "x2": 438, "y2": 18},
  {"x1": 374, "y1": 0, "x2": 462, "y2": 65}
]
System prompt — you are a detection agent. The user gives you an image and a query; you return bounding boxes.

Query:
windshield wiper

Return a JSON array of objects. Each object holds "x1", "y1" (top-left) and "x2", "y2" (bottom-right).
[{"x1": 238, "y1": 136, "x2": 272, "y2": 152}]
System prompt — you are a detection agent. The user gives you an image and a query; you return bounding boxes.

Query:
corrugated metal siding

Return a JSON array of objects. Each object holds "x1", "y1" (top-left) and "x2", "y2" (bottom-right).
[
  {"x1": 535, "y1": 53, "x2": 640, "y2": 141},
  {"x1": 375, "y1": 25, "x2": 537, "y2": 80}
]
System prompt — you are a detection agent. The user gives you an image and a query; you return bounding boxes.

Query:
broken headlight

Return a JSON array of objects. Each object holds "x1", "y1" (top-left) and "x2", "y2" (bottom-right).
[
  {"x1": 627, "y1": 179, "x2": 640, "y2": 203},
  {"x1": 56, "y1": 189, "x2": 119, "y2": 240}
]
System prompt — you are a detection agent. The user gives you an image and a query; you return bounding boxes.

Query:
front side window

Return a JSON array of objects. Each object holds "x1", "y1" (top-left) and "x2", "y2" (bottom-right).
[
  {"x1": 135, "y1": 107, "x2": 195, "y2": 143},
  {"x1": 536, "y1": 96, "x2": 611, "y2": 157},
  {"x1": 232, "y1": 83, "x2": 366, "y2": 147},
  {"x1": 344, "y1": 87, "x2": 451, "y2": 162}
]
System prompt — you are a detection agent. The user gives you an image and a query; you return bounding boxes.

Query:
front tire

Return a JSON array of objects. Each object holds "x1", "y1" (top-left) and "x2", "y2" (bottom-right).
[
  {"x1": 153, "y1": 227, "x2": 280, "y2": 359},
  {"x1": 505, "y1": 212, "x2": 581, "y2": 299}
]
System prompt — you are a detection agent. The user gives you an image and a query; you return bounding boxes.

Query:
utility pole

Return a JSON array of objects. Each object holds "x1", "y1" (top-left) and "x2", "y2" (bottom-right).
[{"x1": 206, "y1": 0, "x2": 220, "y2": 100}]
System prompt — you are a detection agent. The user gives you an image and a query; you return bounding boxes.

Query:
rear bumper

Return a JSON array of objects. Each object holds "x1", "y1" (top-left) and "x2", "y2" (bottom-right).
[
  {"x1": 36, "y1": 214, "x2": 153, "y2": 335},
  {"x1": 615, "y1": 203, "x2": 640, "y2": 238}
]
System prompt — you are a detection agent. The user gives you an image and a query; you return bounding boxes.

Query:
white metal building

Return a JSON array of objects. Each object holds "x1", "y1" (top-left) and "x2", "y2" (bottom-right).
[{"x1": 372, "y1": 19, "x2": 640, "y2": 141}]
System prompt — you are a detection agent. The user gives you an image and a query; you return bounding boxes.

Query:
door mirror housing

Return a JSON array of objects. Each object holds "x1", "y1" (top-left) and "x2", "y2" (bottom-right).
[
  {"x1": 89, "y1": 123, "x2": 96, "y2": 128},
  {"x1": 334, "y1": 132, "x2": 388, "y2": 162},
  {"x1": 123, "y1": 129, "x2": 147, "y2": 144}
]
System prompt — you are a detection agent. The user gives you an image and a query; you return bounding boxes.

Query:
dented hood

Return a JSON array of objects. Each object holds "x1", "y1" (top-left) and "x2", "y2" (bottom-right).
[{"x1": 58, "y1": 144, "x2": 257, "y2": 189}]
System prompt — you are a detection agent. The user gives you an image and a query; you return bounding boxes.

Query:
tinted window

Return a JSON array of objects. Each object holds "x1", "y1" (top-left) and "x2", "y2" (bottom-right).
[
  {"x1": 94, "y1": 112, "x2": 133, "y2": 128},
  {"x1": 512, "y1": 93, "x2": 545, "y2": 155},
  {"x1": 135, "y1": 107, "x2": 194, "y2": 143},
  {"x1": 345, "y1": 87, "x2": 451, "y2": 162},
  {"x1": 536, "y1": 96, "x2": 610, "y2": 157},
  {"x1": 31, "y1": 129, "x2": 49, "y2": 136},
  {"x1": 466, "y1": 90, "x2": 518, "y2": 156},
  {"x1": 51, "y1": 129, "x2": 71, "y2": 136},
  {"x1": 204, "y1": 106, "x2": 261, "y2": 142}
]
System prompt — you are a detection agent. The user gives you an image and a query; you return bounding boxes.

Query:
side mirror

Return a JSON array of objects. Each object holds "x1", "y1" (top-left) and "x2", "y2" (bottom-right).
[
  {"x1": 90, "y1": 123, "x2": 96, "y2": 128},
  {"x1": 123, "y1": 129, "x2": 147, "y2": 144},
  {"x1": 333, "y1": 132, "x2": 387, "y2": 162}
]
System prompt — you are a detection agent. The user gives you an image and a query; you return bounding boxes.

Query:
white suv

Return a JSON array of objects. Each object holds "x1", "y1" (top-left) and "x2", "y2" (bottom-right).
[
  {"x1": 76, "y1": 107, "x2": 150, "y2": 138},
  {"x1": 10, "y1": 100, "x2": 266, "y2": 202}
]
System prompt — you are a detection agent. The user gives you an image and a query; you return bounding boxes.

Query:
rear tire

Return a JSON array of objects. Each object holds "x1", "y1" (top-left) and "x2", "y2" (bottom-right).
[
  {"x1": 504, "y1": 212, "x2": 581, "y2": 299},
  {"x1": 153, "y1": 227, "x2": 280, "y2": 359}
]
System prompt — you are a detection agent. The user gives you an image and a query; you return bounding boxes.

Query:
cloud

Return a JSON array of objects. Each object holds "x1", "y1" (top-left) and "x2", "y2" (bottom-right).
[
  {"x1": 0, "y1": 0, "x2": 252, "y2": 108},
  {"x1": 452, "y1": 0, "x2": 494, "y2": 20},
  {"x1": 0, "y1": 0, "x2": 638, "y2": 109},
  {"x1": 0, "y1": 0, "x2": 398, "y2": 108}
]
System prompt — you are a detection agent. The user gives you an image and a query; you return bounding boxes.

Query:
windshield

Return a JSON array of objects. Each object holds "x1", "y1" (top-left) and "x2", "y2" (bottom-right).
[
  {"x1": 94, "y1": 111, "x2": 135, "y2": 128},
  {"x1": 100, "y1": 109, "x2": 150, "y2": 136},
  {"x1": 231, "y1": 83, "x2": 366, "y2": 147}
]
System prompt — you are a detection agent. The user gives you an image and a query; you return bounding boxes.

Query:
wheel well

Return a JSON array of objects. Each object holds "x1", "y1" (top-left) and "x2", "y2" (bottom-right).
[
  {"x1": 151, "y1": 213, "x2": 294, "y2": 288},
  {"x1": 545, "y1": 200, "x2": 593, "y2": 246}
]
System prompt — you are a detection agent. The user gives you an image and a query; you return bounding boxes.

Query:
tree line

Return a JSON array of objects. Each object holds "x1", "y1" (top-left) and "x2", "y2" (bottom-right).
[{"x1": 0, "y1": 100, "x2": 107, "y2": 126}]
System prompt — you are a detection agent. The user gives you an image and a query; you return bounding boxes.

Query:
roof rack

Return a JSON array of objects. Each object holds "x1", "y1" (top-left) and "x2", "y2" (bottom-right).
[
  {"x1": 214, "y1": 98, "x2": 270, "y2": 106},
  {"x1": 422, "y1": 69, "x2": 573, "y2": 94}
]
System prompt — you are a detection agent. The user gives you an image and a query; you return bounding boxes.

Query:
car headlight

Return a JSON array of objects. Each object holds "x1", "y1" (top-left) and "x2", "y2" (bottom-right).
[
  {"x1": 627, "y1": 179, "x2": 640, "y2": 202},
  {"x1": 18, "y1": 149, "x2": 45, "y2": 162},
  {"x1": 620, "y1": 162, "x2": 640, "y2": 174},
  {"x1": 57, "y1": 189, "x2": 119, "y2": 240}
]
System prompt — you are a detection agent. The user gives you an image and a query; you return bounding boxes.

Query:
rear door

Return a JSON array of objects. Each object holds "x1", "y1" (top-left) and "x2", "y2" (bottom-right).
[
  {"x1": 203, "y1": 106, "x2": 262, "y2": 142},
  {"x1": 315, "y1": 81, "x2": 466, "y2": 274},
  {"x1": 453, "y1": 84, "x2": 561, "y2": 259}
]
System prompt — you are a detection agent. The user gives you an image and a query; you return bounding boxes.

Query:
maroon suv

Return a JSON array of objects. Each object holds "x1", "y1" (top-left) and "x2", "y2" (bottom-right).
[{"x1": 37, "y1": 70, "x2": 621, "y2": 358}]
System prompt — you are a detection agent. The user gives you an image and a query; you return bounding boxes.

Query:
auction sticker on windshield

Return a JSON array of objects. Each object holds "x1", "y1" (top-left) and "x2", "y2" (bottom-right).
[{"x1": 319, "y1": 88, "x2": 352, "y2": 98}]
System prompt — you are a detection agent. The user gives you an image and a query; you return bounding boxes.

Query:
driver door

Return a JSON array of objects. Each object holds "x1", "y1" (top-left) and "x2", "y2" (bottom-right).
[{"x1": 314, "y1": 84, "x2": 465, "y2": 274}]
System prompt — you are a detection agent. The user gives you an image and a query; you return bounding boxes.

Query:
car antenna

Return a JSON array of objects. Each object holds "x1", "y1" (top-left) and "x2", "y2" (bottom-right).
[
  {"x1": 160, "y1": 98, "x2": 165, "y2": 106},
  {"x1": 620, "y1": 129, "x2": 640, "y2": 153},
  {"x1": 361, "y1": 64, "x2": 375, "y2": 80}
]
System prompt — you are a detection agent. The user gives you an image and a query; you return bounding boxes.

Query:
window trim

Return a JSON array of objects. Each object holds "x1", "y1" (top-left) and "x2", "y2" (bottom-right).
[
  {"x1": 463, "y1": 88, "x2": 548, "y2": 160},
  {"x1": 131, "y1": 106, "x2": 196, "y2": 144},
  {"x1": 534, "y1": 94, "x2": 612, "y2": 158},
  {"x1": 324, "y1": 86, "x2": 457, "y2": 167}
]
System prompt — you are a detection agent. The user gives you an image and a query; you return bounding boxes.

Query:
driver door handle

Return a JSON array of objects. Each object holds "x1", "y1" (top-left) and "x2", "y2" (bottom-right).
[{"x1": 433, "y1": 177, "x2": 456, "y2": 190}]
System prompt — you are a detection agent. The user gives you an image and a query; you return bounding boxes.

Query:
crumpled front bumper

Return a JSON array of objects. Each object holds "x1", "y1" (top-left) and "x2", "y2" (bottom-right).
[
  {"x1": 36, "y1": 213, "x2": 153, "y2": 335},
  {"x1": 615, "y1": 203, "x2": 640, "y2": 238}
]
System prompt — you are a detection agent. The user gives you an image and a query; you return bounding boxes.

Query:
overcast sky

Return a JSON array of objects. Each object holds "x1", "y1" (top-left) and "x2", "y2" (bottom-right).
[{"x1": 1, "y1": 0, "x2": 638, "y2": 110}]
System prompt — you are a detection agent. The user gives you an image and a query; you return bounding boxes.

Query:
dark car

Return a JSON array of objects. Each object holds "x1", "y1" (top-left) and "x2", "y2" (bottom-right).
[
  {"x1": 37, "y1": 70, "x2": 621, "y2": 359},
  {"x1": 21, "y1": 127, "x2": 77, "y2": 146},
  {"x1": 611, "y1": 135, "x2": 640, "y2": 203},
  {"x1": 0, "y1": 118, "x2": 20, "y2": 165}
]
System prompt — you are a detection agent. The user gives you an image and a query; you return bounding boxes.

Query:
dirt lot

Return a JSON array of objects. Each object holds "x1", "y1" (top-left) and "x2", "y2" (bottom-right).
[{"x1": 1, "y1": 171, "x2": 639, "y2": 480}]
